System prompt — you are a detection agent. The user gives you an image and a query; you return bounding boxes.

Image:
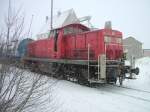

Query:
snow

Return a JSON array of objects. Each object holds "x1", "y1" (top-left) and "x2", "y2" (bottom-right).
[
  {"x1": 51, "y1": 82, "x2": 150, "y2": 112},
  {"x1": 3, "y1": 57, "x2": 149, "y2": 112},
  {"x1": 32, "y1": 57, "x2": 149, "y2": 112}
]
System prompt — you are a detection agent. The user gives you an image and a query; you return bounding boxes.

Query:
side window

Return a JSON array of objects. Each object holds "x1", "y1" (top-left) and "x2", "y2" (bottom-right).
[
  {"x1": 78, "y1": 29, "x2": 83, "y2": 33},
  {"x1": 73, "y1": 28, "x2": 79, "y2": 34}
]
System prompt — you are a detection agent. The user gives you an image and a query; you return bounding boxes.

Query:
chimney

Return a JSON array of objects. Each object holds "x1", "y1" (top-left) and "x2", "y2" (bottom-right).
[{"x1": 104, "y1": 21, "x2": 112, "y2": 29}]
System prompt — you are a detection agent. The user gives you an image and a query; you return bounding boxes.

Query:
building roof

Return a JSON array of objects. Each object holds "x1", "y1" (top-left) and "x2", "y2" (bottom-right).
[
  {"x1": 143, "y1": 49, "x2": 150, "y2": 51},
  {"x1": 37, "y1": 9, "x2": 79, "y2": 39},
  {"x1": 123, "y1": 36, "x2": 142, "y2": 44}
]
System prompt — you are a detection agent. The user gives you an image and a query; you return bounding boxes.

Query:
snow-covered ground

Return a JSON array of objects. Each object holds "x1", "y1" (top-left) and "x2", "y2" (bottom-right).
[
  {"x1": 47, "y1": 57, "x2": 150, "y2": 112},
  {"x1": 7, "y1": 57, "x2": 148, "y2": 112},
  {"x1": 2, "y1": 57, "x2": 150, "y2": 112}
]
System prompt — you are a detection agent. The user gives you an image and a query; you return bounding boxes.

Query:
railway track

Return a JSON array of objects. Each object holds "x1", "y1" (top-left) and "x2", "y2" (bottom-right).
[
  {"x1": 96, "y1": 84, "x2": 150, "y2": 103},
  {"x1": 112, "y1": 84, "x2": 150, "y2": 94}
]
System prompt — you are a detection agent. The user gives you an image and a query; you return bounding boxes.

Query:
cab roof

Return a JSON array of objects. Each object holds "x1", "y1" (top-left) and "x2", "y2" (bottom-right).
[{"x1": 55, "y1": 23, "x2": 90, "y2": 31}]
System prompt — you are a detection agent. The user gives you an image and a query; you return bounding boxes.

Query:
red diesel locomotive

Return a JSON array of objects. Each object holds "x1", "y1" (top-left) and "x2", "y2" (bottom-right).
[{"x1": 24, "y1": 23, "x2": 139, "y2": 85}]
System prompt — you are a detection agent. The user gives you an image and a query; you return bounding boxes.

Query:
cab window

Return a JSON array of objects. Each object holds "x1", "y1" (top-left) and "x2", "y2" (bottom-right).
[
  {"x1": 63, "y1": 26, "x2": 87, "y2": 35},
  {"x1": 64, "y1": 27, "x2": 74, "y2": 35}
]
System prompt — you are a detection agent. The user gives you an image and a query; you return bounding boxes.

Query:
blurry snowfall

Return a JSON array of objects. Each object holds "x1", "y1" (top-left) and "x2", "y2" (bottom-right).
[{"x1": 34, "y1": 57, "x2": 150, "y2": 112}]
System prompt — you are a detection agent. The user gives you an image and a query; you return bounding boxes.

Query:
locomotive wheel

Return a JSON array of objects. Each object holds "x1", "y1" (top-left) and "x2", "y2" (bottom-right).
[
  {"x1": 77, "y1": 68, "x2": 90, "y2": 86},
  {"x1": 54, "y1": 64, "x2": 66, "y2": 79},
  {"x1": 78, "y1": 73, "x2": 87, "y2": 85},
  {"x1": 68, "y1": 65, "x2": 78, "y2": 82},
  {"x1": 30, "y1": 62, "x2": 38, "y2": 72}
]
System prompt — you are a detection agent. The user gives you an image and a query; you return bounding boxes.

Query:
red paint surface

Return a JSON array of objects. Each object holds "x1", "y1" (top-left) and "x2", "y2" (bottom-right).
[{"x1": 28, "y1": 23, "x2": 123, "y2": 60}]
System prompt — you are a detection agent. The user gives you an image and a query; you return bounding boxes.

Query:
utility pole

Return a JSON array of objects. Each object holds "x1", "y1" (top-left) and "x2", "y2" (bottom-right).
[
  {"x1": 27, "y1": 15, "x2": 34, "y2": 38},
  {"x1": 6, "y1": 0, "x2": 11, "y2": 56},
  {"x1": 50, "y1": 0, "x2": 53, "y2": 30}
]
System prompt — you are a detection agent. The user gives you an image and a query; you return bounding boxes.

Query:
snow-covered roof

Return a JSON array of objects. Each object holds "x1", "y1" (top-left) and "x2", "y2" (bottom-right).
[
  {"x1": 52, "y1": 9, "x2": 79, "y2": 29},
  {"x1": 37, "y1": 9, "x2": 79, "y2": 39},
  {"x1": 123, "y1": 36, "x2": 142, "y2": 44}
]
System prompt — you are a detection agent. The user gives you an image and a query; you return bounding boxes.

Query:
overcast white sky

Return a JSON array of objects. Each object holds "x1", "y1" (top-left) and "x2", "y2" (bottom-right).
[{"x1": 0, "y1": 0, "x2": 150, "y2": 48}]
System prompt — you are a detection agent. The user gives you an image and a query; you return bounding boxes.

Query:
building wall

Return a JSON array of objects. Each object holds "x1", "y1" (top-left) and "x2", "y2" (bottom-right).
[
  {"x1": 143, "y1": 49, "x2": 150, "y2": 57},
  {"x1": 123, "y1": 37, "x2": 143, "y2": 60}
]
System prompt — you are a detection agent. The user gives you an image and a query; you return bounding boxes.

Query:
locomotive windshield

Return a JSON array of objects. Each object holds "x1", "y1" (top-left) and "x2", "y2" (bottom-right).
[{"x1": 63, "y1": 26, "x2": 88, "y2": 35}]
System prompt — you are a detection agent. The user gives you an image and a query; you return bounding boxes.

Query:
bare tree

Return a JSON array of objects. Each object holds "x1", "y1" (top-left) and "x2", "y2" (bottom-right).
[
  {"x1": 3, "y1": 0, "x2": 24, "y2": 57},
  {"x1": 0, "y1": 0, "x2": 58, "y2": 112},
  {"x1": 0, "y1": 31, "x2": 5, "y2": 56},
  {"x1": 0, "y1": 64, "x2": 57, "y2": 112}
]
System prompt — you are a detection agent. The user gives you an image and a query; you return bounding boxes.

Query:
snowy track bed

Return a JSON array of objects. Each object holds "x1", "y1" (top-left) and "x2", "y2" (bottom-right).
[
  {"x1": 97, "y1": 84, "x2": 150, "y2": 103},
  {"x1": 53, "y1": 80, "x2": 150, "y2": 112},
  {"x1": 6, "y1": 57, "x2": 149, "y2": 112},
  {"x1": 50, "y1": 57, "x2": 150, "y2": 112}
]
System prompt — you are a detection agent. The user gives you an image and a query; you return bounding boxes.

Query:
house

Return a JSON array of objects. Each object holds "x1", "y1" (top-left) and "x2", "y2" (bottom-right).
[
  {"x1": 123, "y1": 37, "x2": 143, "y2": 60},
  {"x1": 37, "y1": 9, "x2": 79, "y2": 39}
]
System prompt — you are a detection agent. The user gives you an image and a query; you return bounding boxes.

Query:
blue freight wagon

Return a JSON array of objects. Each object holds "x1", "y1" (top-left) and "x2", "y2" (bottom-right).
[{"x1": 17, "y1": 38, "x2": 33, "y2": 57}]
